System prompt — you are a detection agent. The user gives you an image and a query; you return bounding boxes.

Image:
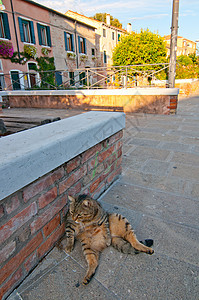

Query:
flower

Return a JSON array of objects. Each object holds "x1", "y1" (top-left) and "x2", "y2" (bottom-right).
[{"x1": 0, "y1": 41, "x2": 14, "y2": 58}]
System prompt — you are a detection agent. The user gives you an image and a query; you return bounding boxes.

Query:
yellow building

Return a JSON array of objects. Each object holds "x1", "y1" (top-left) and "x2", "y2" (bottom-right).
[{"x1": 164, "y1": 35, "x2": 196, "y2": 57}]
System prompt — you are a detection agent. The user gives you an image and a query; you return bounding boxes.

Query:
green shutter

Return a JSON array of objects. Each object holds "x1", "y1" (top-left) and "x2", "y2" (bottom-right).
[
  {"x1": 29, "y1": 21, "x2": 35, "y2": 44},
  {"x1": 64, "y1": 32, "x2": 68, "y2": 51},
  {"x1": 84, "y1": 38, "x2": 87, "y2": 54},
  {"x1": 46, "y1": 26, "x2": 51, "y2": 47},
  {"x1": 78, "y1": 36, "x2": 81, "y2": 53},
  {"x1": 37, "y1": 23, "x2": 42, "y2": 45},
  {"x1": 2, "y1": 13, "x2": 11, "y2": 40},
  {"x1": 71, "y1": 34, "x2": 74, "y2": 52},
  {"x1": 18, "y1": 17, "x2": 24, "y2": 42}
]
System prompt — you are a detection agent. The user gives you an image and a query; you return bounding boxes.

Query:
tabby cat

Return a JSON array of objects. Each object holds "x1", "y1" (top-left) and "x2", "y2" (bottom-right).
[{"x1": 60, "y1": 194, "x2": 154, "y2": 285}]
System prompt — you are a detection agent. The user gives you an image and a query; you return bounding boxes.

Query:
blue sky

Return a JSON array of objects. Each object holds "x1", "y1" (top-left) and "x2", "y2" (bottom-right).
[{"x1": 36, "y1": 0, "x2": 199, "y2": 43}]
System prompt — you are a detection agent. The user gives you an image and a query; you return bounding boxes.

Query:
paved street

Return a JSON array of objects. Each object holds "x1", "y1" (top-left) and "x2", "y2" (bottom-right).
[{"x1": 8, "y1": 96, "x2": 199, "y2": 300}]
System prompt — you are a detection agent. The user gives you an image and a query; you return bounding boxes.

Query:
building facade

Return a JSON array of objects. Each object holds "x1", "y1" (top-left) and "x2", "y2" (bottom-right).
[
  {"x1": 0, "y1": 0, "x2": 97, "y2": 90},
  {"x1": 164, "y1": 35, "x2": 196, "y2": 57},
  {"x1": 65, "y1": 11, "x2": 128, "y2": 68}
]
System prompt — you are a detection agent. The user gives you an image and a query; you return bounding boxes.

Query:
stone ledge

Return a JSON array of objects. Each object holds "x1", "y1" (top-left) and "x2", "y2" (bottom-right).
[
  {"x1": 0, "y1": 111, "x2": 125, "y2": 201},
  {"x1": 0, "y1": 88, "x2": 179, "y2": 96}
]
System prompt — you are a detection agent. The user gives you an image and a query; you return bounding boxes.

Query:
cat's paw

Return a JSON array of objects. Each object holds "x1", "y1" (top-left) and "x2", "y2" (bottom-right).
[
  {"x1": 65, "y1": 244, "x2": 74, "y2": 253},
  {"x1": 61, "y1": 239, "x2": 74, "y2": 253},
  {"x1": 146, "y1": 248, "x2": 154, "y2": 255}
]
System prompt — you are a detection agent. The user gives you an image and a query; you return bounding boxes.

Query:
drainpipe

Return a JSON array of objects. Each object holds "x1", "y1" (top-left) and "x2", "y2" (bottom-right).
[
  {"x1": 74, "y1": 20, "x2": 79, "y2": 69},
  {"x1": 10, "y1": 0, "x2": 21, "y2": 60}
]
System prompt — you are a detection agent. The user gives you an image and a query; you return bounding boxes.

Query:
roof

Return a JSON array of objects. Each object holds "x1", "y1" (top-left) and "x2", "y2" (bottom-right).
[
  {"x1": 66, "y1": 10, "x2": 127, "y2": 33},
  {"x1": 23, "y1": 0, "x2": 96, "y2": 29}
]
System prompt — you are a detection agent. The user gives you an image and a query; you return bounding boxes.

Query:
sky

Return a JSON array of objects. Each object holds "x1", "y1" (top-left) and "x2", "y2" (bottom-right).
[{"x1": 35, "y1": 0, "x2": 199, "y2": 43}]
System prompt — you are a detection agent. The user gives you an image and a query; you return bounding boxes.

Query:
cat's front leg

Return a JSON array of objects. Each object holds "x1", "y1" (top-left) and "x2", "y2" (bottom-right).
[{"x1": 64, "y1": 222, "x2": 76, "y2": 253}]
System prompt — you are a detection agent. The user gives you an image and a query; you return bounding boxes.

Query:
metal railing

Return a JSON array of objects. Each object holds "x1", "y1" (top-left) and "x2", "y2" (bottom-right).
[{"x1": 0, "y1": 63, "x2": 169, "y2": 91}]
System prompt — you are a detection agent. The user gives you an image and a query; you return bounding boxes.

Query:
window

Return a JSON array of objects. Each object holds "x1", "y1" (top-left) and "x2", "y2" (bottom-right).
[
  {"x1": 18, "y1": 17, "x2": 35, "y2": 44},
  {"x1": 103, "y1": 50, "x2": 107, "y2": 64},
  {"x1": 0, "y1": 13, "x2": 11, "y2": 39},
  {"x1": 10, "y1": 71, "x2": 21, "y2": 90},
  {"x1": 118, "y1": 34, "x2": 121, "y2": 42},
  {"x1": 112, "y1": 32, "x2": 114, "y2": 40},
  {"x1": 103, "y1": 28, "x2": 106, "y2": 38},
  {"x1": 0, "y1": 74, "x2": 5, "y2": 90},
  {"x1": 69, "y1": 72, "x2": 75, "y2": 86},
  {"x1": 79, "y1": 72, "x2": 86, "y2": 86},
  {"x1": 64, "y1": 32, "x2": 74, "y2": 52},
  {"x1": 78, "y1": 36, "x2": 87, "y2": 54},
  {"x1": 28, "y1": 62, "x2": 38, "y2": 88},
  {"x1": 37, "y1": 23, "x2": 51, "y2": 47},
  {"x1": 91, "y1": 48, "x2": 95, "y2": 56}
]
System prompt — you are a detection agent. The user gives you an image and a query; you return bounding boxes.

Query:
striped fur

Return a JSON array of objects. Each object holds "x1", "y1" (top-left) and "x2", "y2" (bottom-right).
[{"x1": 61, "y1": 194, "x2": 154, "y2": 285}]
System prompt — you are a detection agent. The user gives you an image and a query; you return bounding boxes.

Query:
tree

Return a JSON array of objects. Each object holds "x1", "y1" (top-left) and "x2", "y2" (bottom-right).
[
  {"x1": 176, "y1": 54, "x2": 199, "y2": 79},
  {"x1": 112, "y1": 29, "x2": 167, "y2": 68},
  {"x1": 92, "y1": 13, "x2": 122, "y2": 29}
]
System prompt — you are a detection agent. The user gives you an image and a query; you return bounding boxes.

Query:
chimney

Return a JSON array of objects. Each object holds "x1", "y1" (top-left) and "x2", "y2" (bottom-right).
[
  {"x1": 106, "y1": 14, "x2": 110, "y2": 26},
  {"x1": 127, "y1": 23, "x2": 132, "y2": 33}
]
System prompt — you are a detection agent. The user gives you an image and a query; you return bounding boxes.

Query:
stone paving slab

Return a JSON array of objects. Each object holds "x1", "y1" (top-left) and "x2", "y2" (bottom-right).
[{"x1": 7, "y1": 96, "x2": 199, "y2": 300}]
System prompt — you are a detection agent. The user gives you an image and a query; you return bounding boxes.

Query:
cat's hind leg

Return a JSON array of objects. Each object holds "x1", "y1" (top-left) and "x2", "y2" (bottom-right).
[
  {"x1": 109, "y1": 214, "x2": 154, "y2": 255},
  {"x1": 111, "y1": 236, "x2": 138, "y2": 254},
  {"x1": 82, "y1": 248, "x2": 99, "y2": 285}
]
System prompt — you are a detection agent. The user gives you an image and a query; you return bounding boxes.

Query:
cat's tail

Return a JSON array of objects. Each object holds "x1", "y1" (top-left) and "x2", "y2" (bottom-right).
[{"x1": 111, "y1": 237, "x2": 153, "y2": 255}]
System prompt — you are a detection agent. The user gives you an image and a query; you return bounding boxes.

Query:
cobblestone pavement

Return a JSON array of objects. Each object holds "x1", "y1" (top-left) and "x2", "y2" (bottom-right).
[{"x1": 8, "y1": 96, "x2": 199, "y2": 300}]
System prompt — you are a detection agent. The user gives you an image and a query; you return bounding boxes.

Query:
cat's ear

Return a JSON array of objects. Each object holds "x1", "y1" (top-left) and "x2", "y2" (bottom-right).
[
  {"x1": 68, "y1": 195, "x2": 75, "y2": 203},
  {"x1": 83, "y1": 199, "x2": 92, "y2": 207}
]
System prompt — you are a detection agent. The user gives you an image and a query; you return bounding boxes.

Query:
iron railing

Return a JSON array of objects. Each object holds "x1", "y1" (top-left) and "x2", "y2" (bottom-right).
[{"x1": 0, "y1": 63, "x2": 169, "y2": 91}]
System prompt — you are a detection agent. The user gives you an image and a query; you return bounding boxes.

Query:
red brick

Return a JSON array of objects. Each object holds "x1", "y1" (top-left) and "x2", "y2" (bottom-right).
[
  {"x1": 115, "y1": 156, "x2": 122, "y2": 169},
  {"x1": 38, "y1": 187, "x2": 57, "y2": 209},
  {"x1": 107, "y1": 166, "x2": 122, "y2": 185},
  {"x1": 81, "y1": 144, "x2": 102, "y2": 163},
  {"x1": 67, "y1": 181, "x2": 82, "y2": 196},
  {"x1": 0, "y1": 268, "x2": 23, "y2": 300},
  {"x1": 66, "y1": 156, "x2": 80, "y2": 173},
  {"x1": 108, "y1": 131, "x2": 123, "y2": 145},
  {"x1": 43, "y1": 214, "x2": 61, "y2": 237},
  {"x1": 24, "y1": 252, "x2": 38, "y2": 273},
  {"x1": 90, "y1": 177, "x2": 102, "y2": 193},
  {"x1": 0, "y1": 204, "x2": 4, "y2": 218},
  {"x1": 0, "y1": 202, "x2": 37, "y2": 244},
  {"x1": 37, "y1": 224, "x2": 65, "y2": 259},
  {"x1": 91, "y1": 182, "x2": 106, "y2": 199},
  {"x1": 23, "y1": 168, "x2": 64, "y2": 203},
  {"x1": 59, "y1": 165, "x2": 87, "y2": 195},
  {"x1": 31, "y1": 196, "x2": 66, "y2": 234},
  {"x1": 117, "y1": 147, "x2": 122, "y2": 158},
  {"x1": 103, "y1": 153, "x2": 117, "y2": 169},
  {"x1": 98, "y1": 145, "x2": 115, "y2": 163},
  {"x1": 87, "y1": 155, "x2": 99, "y2": 172},
  {"x1": 0, "y1": 240, "x2": 16, "y2": 265},
  {"x1": 5, "y1": 194, "x2": 20, "y2": 215},
  {"x1": 0, "y1": 232, "x2": 43, "y2": 286}
]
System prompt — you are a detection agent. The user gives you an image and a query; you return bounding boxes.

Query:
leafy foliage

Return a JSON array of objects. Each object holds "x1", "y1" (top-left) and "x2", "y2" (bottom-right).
[
  {"x1": 92, "y1": 13, "x2": 122, "y2": 29},
  {"x1": 112, "y1": 29, "x2": 167, "y2": 68},
  {"x1": 176, "y1": 54, "x2": 199, "y2": 79},
  {"x1": 36, "y1": 56, "x2": 56, "y2": 88}
]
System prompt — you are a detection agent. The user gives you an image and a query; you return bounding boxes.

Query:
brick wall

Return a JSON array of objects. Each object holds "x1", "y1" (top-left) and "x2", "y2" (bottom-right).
[
  {"x1": 0, "y1": 130, "x2": 123, "y2": 299},
  {"x1": 4, "y1": 88, "x2": 179, "y2": 114}
]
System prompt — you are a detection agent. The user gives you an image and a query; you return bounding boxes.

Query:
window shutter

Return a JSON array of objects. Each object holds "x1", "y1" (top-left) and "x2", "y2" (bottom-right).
[
  {"x1": 29, "y1": 21, "x2": 35, "y2": 44},
  {"x1": 18, "y1": 17, "x2": 24, "y2": 42},
  {"x1": 55, "y1": 71, "x2": 62, "y2": 86},
  {"x1": 2, "y1": 13, "x2": 11, "y2": 40},
  {"x1": 84, "y1": 38, "x2": 87, "y2": 54},
  {"x1": 46, "y1": 26, "x2": 51, "y2": 47},
  {"x1": 64, "y1": 32, "x2": 68, "y2": 51},
  {"x1": 71, "y1": 34, "x2": 74, "y2": 52},
  {"x1": 37, "y1": 23, "x2": 42, "y2": 45},
  {"x1": 78, "y1": 36, "x2": 81, "y2": 53}
]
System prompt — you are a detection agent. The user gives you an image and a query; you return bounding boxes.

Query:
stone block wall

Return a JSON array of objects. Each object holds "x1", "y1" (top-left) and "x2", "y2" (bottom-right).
[{"x1": 0, "y1": 112, "x2": 125, "y2": 299}]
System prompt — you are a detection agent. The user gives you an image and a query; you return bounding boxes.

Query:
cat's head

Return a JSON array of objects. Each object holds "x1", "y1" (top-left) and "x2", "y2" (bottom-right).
[{"x1": 68, "y1": 194, "x2": 99, "y2": 223}]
